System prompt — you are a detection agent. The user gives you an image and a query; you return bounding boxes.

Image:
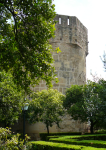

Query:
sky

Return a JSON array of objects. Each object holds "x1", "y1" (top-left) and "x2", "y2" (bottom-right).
[{"x1": 53, "y1": 0, "x2": 106, "y2": 81}]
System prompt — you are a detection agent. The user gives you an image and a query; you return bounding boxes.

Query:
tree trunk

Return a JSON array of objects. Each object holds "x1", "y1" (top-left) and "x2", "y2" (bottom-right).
[
  {"x1": 90, "y1": 119, "x2": 94, "y2": 134},
  {"x1": 46, "y1": 123, "x2": 49, "y2": 135}
]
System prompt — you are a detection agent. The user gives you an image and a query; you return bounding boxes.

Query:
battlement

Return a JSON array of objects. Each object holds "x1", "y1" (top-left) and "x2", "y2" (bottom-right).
[
  {"x1": 50, "y1": 14, "x2": 88, "y2": 56},
  {"x1": 54, "y1": 14, "x2": 87, "y2": 29}
]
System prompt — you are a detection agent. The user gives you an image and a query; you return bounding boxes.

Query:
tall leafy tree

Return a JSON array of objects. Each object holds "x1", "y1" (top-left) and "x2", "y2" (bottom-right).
[
  {"x1": 82, "y1": 81, "x2": 104, "y2": 133},
  {"x1": 0, "y1": 70, "x2": 25, "y2": 127},
  {"x1": 27, "y1": 89, "x2": 65, "y2": 134},
  {"x1": 63, "y1": 81, "x2": 106, "y2": 134},
  {"x1": 0, "y1": 0, "x2": 59, "y2": 92}
]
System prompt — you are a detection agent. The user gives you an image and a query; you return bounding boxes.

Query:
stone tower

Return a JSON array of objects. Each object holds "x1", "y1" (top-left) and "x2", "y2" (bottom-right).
[
  {"x1": 33, "y1": 14, "x2": 88, "y2": 94},
  {"x1": 12, "y1": 15, "x2": 88, "y2": 139}
]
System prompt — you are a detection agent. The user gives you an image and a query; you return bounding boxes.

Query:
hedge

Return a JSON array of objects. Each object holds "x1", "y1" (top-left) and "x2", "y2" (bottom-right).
[
  {"x1": 39, "y1": 132, "x2": 81, "y2": 141},
  {"x1": 49, "y1": 135, "x2": 106, "y2": 148},
  {"x1": 31, "y1": 141, "x2": 106, "y2": 150}
]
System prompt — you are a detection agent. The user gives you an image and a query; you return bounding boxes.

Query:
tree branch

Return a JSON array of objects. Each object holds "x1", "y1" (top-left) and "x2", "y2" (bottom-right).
[{"x1": 3, "y1": 1, "x2": 18, "y2": 41}]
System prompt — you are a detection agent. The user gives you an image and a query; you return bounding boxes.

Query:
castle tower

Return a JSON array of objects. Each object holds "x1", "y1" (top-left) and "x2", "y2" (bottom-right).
[
  {"x1": 50, "y1": 14, "x2": 88, "y2": 93},
  {"x1": 33, "y1": 14, "x2": 88, "y2": 93},
  {"x1": 12, "y1": 15, "x2": 88, "y2": 139}
]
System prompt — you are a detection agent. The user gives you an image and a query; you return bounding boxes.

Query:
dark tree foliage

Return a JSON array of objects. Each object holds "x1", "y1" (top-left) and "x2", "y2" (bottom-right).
[
  {"x1": 0, "y1": 0, "x2": 58, "y2": 92},
  {"x1": 0, "y1": 70, "x2": 25, "y2": 126}
]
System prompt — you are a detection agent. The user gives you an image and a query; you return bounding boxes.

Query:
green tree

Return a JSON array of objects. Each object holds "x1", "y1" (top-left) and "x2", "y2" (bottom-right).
[
  {"x1": 95, "y1": 79, "x2": 106, "y2": 130},
  {"x1": 27, "y1": 89, "x2": 65, "y2": 134},
  {"x1": 63, "y1": 81, "x2": 105, "y2": 134},
  {"x1": 0, "y1": 70, "x2": 25, "y2": 127},
  {"x1": 0, "y1": 0, "x2": 59, "y2": 92},
  {"x1": 82, "y1": 81, "x2": 104, "y2": 133},
  {"x1": 63, "y1": 85, "x2": 84, "y2": 110}
]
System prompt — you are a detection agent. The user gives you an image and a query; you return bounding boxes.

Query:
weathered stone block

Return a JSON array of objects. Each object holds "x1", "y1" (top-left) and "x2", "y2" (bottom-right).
[
  {"x1": 58, "y1": 77, "x2": 67, "y2": 83},
  {"x1": 63, "y1": 71, "x2": 70, "y2": 78},
  {"x1": 53, "y1": 54, "x2": 59, "y2": 61},
  {"x1": 54, "y1": 62, "x2": 62, "y2": 68}
]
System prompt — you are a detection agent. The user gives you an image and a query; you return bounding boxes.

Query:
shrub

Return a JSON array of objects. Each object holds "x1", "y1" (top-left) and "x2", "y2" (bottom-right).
[
  {"x1": 95, "y1": 129, "x2": 106, "y2": 134},
  {"x1": 0, "y1": 127, "x2": 32, "y2": 150}
]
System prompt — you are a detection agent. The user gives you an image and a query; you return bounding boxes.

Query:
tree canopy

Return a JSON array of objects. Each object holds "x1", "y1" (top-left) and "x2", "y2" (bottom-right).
[
  {"x1": 63, "y1": 80, "x2": 106, "y2": 133},
  {"x1": 27, "y1": 89, "x2": 65, "y2": 134},
  {"x1": 0, "y1": 0, "x2": 59, "y2": 92},
  {"x1": 0, "y1": 70, "x2": 25, "y2": 127}
]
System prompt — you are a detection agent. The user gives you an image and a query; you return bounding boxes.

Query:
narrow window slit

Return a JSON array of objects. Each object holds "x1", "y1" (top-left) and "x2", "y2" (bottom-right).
[
  {"x1": 67, "y1": 17, "x2": 69, "y2": 25},
  {"x1": 59, "y1": 17, "x2": 61, "y2": 24}
]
